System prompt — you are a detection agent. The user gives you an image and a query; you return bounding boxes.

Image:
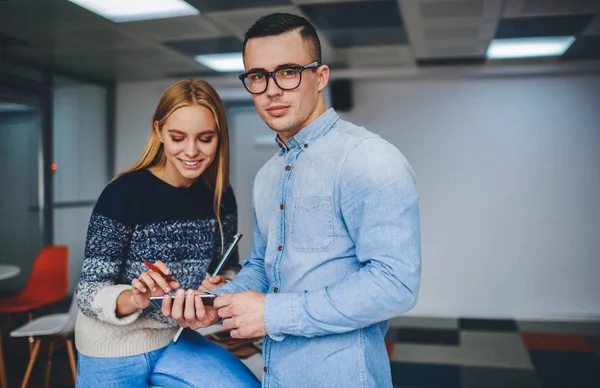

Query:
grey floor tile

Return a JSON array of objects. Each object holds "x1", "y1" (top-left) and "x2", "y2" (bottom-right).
[
  {"x1": 461, "y1": 366, "x2": 542, "y2": 388},
  {"x1": 460, "y1": 331, "x2": 534, "y2": 369},
  {"x1": 391, "y1": 343, "x2": 462, "y2": 365},
  {"x1": 392, "y1": 332, "x2": 534, "y2": 369},
  {"x1": 390, "y1": 315, "x2": 459, "y2": 330},
  {"x1": 517, "y1": 320, "x2": 600, "y2": 335}
]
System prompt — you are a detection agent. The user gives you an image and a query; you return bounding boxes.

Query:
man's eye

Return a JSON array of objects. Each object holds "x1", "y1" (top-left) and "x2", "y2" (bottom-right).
[
  {"x1": 279, "y1": 69, "x2": 297, "y2": 77},
  {"x1": 249, "y1": 73, "x2": 265, "y2": 81}
]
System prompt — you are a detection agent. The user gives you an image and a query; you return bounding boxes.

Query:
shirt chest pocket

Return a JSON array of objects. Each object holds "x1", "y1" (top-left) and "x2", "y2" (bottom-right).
[{"x1": 290, "y1": 195, "x2": 334, "y2": 252}]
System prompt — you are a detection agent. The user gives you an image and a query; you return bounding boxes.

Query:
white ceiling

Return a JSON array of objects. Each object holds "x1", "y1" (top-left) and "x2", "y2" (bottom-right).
[{"x1": 0, "y1": 0, "x2": 598, "y2": 82}]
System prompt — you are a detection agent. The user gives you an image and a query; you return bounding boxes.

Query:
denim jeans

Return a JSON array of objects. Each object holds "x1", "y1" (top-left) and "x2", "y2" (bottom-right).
[{"x1": 76, "y1": 330, "x2": 260, "y2": 387}]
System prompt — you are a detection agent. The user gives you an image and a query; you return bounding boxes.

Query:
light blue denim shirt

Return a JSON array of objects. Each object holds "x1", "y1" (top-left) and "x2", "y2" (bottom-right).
[{"x1": 215, "y1": 108, "x2": 421, "y2": 388}]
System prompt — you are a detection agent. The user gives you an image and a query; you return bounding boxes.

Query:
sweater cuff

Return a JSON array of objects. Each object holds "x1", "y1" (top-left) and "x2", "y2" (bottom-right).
[{"x1": 92, "y1": 284, "x2": 141, "y2": 325}]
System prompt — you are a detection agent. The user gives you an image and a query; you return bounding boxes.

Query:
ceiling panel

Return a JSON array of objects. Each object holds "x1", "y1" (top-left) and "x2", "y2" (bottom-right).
[
  {"x1": 185, "y1": 0, "x2": 292, "y2": 12},
  {"x1": 495, "y1": 14, "x2": 595, "y2": 38},
  {"x1": 338, "y1": 44, "x2": 414, "y2": 67},
  {"x1": 563, "y1": 35, "x2": 600, "y2": 59},
  {"x1": 419, "y1": 0, "x2": 485, "y2": 19},
  {"x1": 503, "y1": 0, "x2": 600, "y2": 18},
  {"x1": 164, "y1": 36, "x2": 243, "y2": 56}
]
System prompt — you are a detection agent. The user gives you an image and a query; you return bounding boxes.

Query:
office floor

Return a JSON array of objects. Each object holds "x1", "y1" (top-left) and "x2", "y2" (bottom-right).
[
  {"x1": 386, "y1": 316, "x2": 600, "y2": 388},
  {"x1": 2, "y1": 315, "x2": 599, "y2": 387}
]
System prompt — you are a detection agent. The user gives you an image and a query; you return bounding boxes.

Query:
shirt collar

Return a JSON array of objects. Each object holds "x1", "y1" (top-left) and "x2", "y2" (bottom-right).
[{"x1": 275, "y1": 108, "x2": 339, "y2": 152}]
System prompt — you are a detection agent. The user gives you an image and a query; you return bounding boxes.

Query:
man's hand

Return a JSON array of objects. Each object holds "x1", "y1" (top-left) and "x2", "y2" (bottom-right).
[
  {"x1": 162, "y1": 289, "x2": 220, "y2": 330},
  {"x1": 198, "y1": 275, "x2": 226, "y2": 292},
  {"x1": 214, "y1": 291, "x2": 267, "y2": 339}
]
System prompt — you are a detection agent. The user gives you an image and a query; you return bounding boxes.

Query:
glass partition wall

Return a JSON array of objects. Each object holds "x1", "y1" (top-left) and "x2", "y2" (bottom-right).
[{"x1": 0, "y1": 63, "x2": 113, "y2": 295}]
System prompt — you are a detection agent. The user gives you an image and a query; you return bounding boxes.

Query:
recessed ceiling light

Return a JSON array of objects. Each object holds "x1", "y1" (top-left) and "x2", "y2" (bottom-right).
[
  {"x1": 68, "y1": 0, "x2": 199, "y2": 23},
  {"x1": 195, "y1": 53, "x2": 245, "y2": 73},
  {"x1": 487, "y1": 36, "x2": 576, "y2": 59}
]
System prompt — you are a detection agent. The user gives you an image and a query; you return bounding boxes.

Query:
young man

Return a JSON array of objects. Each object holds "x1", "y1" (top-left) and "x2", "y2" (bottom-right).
[{"x1": 170, "y1": 13, "x2": 421, "y2": 387}]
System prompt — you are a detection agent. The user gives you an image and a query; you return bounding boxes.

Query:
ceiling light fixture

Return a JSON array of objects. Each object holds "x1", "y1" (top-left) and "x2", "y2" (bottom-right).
[
  {"x1": 68, "y1": 0, "x2": 199, "y2": 23},
  {"x1": 195, "y1": 53, "x2": 245, "y2": 72},
  {"x1": 486, "y1": 36, "x2": 576, "y2": 59}
]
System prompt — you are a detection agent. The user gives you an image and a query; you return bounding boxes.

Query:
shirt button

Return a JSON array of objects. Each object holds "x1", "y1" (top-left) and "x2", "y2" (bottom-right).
[
  {"x1": 304, "y1": 143, "x2": 308, "y2": 148},
  {"x1": 263, "y1": 366, "x2": 268, "y2": 373},
  {"x1": 277, "y1": 245, "x2": 283, "y2": 251},
  {"x1": 274, "y1": 287, "x2": 279, "y2": 293},
  {"x1": 285, "y1": 165, "x2": 291, "y2": 171},
  {"x1": 280, "y1": 204, "x2": 284, "y2": 210}
]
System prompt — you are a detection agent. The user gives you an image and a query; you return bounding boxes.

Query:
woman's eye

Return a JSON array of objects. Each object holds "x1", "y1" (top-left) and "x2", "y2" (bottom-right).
[
  {"x1": 171, "y1": 137, "x2": 184, "y2": 142},
  {"x1": 199, "y1": 137, "x2": 214, "y2": 143}
]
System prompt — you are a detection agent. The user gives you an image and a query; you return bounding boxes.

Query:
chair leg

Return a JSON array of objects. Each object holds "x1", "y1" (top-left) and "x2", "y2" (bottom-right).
[
  {"x1": 65, "y1": 339, "x2": 77, "y2": 385},
  {"x1": 44, "y1": 339, "x2": 55, "y2": 388},
  {"x1": 1, "y1": 314, "x2": 12, "y2": 336},
  {"x1": 0, "y1": 334, "x2": 7, "y2": 388},
  {"x1": 22, "y1": 338, "x2": 41, "y2": 388}
]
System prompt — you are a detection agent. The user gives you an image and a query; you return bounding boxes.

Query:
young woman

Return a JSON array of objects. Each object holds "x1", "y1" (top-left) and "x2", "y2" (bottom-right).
[{"x1": 74, "y1": 79, "x2": 259, "y2": 387}]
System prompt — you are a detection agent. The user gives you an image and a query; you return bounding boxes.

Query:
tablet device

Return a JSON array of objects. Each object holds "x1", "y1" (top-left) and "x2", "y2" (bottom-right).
[{"x1": 149, "y1": 292, "x2": 216, "y2": 308}]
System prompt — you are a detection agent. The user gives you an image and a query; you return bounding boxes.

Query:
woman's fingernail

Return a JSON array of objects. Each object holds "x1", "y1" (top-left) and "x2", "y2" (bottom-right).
[
  {"x1": 142, "y1": 288, "x2": 147, "y2": 293},
  {"x1": 187, "y1": 290, "x2": 193, "y2": 296},
  {"x1": 165, "y1": 287, "x2": 170, "y2": 292},
  {"x1": 177, "y1": 289, "x2": 184, "y2": 296}
]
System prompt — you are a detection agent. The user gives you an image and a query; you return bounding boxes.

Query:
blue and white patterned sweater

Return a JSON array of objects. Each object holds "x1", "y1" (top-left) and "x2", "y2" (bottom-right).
[{"x1": 74, "y1": 169, "x2": 240, "y2": 357}]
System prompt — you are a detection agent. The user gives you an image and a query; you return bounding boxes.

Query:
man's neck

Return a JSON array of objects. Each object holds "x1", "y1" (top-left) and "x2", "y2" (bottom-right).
[{"x1": 278, "y1": 101, "x2": 328, "y2": 144}]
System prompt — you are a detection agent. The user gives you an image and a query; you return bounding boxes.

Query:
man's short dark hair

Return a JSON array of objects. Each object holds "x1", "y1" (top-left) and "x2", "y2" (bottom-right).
[{"x1": 243, "y1": 13, "x2": 322, "y2": 63}]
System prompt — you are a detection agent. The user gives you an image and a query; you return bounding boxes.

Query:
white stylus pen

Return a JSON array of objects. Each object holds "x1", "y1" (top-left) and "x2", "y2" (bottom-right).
[{"x1": 173, "y1": 233, "x2": 243, "y2": 344}]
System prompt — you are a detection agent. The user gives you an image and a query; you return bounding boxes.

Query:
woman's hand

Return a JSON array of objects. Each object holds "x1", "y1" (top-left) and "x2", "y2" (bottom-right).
[
  {"x1": 130, "y1": 260, "x2": 180, "y2": 310},
  {"x1": 161, "y1": 289, "x2": 220, "y2": 330},
  {"x1": 198, "y1": 275, "x2": 226, "y2": 292}
]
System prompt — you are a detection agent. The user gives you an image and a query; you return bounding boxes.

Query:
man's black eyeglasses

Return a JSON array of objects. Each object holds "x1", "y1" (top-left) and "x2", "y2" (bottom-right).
[{"x1": 238, "y1": 61, "x2": 321, "y2": 94}]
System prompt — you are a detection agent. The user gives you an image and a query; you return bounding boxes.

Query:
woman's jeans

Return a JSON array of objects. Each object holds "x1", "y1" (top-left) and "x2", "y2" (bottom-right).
[{"x1": 76, "y1": 330, "x2": 260, "y2": 387}]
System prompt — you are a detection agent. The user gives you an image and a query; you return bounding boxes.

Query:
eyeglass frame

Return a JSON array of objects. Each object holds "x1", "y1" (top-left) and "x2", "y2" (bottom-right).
[{"x1": 238, "y1": 61, "x2": 322, "y2": 94}]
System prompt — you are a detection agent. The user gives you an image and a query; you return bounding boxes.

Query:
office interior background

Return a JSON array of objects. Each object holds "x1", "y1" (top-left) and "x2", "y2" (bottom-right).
[{"x1": 0, "y1": 0, "x2": 599, "y2": 387}]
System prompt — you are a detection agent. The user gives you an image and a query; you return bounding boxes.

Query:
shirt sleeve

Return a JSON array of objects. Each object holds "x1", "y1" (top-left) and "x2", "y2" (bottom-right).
[{"x1": 264, "y1": 137, "x2": 422, "y2": 339}]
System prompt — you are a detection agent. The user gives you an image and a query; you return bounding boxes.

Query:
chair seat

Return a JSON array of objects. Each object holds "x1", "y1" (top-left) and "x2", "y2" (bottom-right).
[
  {"x1": 10, "y1": 313, "x2": 69, "y2": 337},
  {"x1": 0, "y1": 295, "x2": 64, "y2": 313}
]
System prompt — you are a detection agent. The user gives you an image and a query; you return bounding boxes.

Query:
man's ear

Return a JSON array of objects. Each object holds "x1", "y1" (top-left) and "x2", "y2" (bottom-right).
[{"x1": 317, "y1": 65, "x2": 330, "y2": 92}]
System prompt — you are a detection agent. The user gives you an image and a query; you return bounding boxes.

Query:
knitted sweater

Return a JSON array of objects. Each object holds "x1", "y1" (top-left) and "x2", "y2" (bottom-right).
[{"x1": 75, "y1": 169, "x2": 240, "y2": 358}]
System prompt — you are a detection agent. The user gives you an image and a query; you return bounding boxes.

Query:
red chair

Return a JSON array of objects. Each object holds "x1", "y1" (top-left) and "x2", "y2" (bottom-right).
[
  {"x1": 0, "y1": 245, "x2": 69, "y2": 314},
  {"x1": 0, "y1": 245, "x2": 69, "y2": 388}
]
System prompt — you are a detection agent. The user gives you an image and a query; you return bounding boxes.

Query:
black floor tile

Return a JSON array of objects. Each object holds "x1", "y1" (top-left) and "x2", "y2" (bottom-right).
[
  {"x1": 461, "y1": 366, "x2": 541, "y2": 388},
  {"x1": 459, "y1": 318, "x2": 518, "y2": 332},
  {"x1": 391, "y1": 361, "x2": 461, "y2": 388},
  {"x1": 529, "y1": 350, "x2": 600, "y2": 388},
  {"x1": 389, "y1": 328, "x2": 460, "y2": 346}
]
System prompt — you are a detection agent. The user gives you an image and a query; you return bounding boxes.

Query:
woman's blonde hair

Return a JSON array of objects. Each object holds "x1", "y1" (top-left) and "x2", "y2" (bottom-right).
[{"x1": 115, "y1": 79, "x2": 231, "y2": 244}]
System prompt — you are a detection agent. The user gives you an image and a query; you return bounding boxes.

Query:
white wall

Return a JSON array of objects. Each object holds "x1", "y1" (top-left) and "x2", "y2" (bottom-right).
[
  {"x1": 341, "y1": 75, "x2": 600, "y2": 321},
  {"x1": 115, "y1": 72, "x2": 600, "y2": 321}
]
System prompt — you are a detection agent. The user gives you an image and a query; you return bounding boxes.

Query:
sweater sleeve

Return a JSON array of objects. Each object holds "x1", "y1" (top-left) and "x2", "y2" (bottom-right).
[{"x1": 76, "y1": 180, "x2": 141, "y2": 325}]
